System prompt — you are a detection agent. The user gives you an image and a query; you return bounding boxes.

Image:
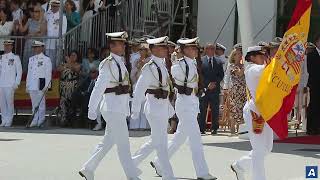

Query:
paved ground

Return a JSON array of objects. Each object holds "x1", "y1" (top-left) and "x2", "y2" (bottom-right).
[{"x1": 0, "y1": 127, "x2": 319, "y2": 180}]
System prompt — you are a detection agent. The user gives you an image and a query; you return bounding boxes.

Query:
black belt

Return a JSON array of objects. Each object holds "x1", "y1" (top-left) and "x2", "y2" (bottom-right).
[
  {"x1": 174, "y1": 84, "x2": 194, "y2": 95},
  {"x1": 105, "y1": 85, "x2": 130, "y2": 95},
  {"x1": 146, "y1": 89, "x2": 169, "y2": 99}
]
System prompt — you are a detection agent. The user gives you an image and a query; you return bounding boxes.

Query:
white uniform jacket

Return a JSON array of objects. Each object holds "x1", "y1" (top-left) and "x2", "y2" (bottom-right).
[
  {"x1": 131, "y1": 55, "x2": 175, "y2": 118},
  {"x1": 244, "y1": 63, "x2": 265, "y2": 115},
  {"x1": 88, "y1": 53, "x2": 131, "y2": 116},
  {"x1": 0, "y1": 52, "x2": 22, "y2": 88},
  {"x1": 171, "y1": 56, "x2": 199, "y2": 113},
  {"x1": 26, "y1": 53, "x2": 52, "y2": 91}
]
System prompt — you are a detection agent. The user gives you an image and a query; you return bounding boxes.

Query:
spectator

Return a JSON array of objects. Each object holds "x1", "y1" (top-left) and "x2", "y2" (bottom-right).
[
  {"x1": 45, "y1": 0, "x2": 67, "y2": 69},
  {"x1": 99, "y1": 46, "x2": 110, "y2": 60},
  {"x1": 224, "y1": 49, "x2": 246, "y2": 135},
  {"x1": 65, "y1": 0, "x2": 80, "y2": 32},
  {"x1": 41, "y1": 0, "x2": 51, "y2": 12},
  {"x1": 0, "y1": 8, "x2": 14, "y2": 55},
  {"x1": 10, "y1": 0, "x2": 23, "y2": 22},
  {"x1": 215, "y1": 43, "x2": 228, "y2": 72},
  {"x1": 306, "y1": 34, "x2": 320, "y2": 135},
  {"x1": 57, "y1": 50, "x2": 81, "y2": 127},
  {"x1": 71, "y1": 67, "x2": 101, "y2": 130},
  {"x1": 80, "y1": 0, "x2": 96, "y2": 48},
  {"x1": 0, "y1": 0, "x2": 7, "y2": 9},
  {"x1": 81, "y1": 47, "x2": 100, "y2": 79},
  {"x1": 19, "y1": 4, "x2": 47, "y2": 71},
  {"x1": 199, "y1": 43, "x2": 224, "y2": 135}
]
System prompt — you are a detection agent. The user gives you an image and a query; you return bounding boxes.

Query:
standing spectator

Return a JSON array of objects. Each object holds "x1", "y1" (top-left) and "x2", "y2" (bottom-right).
[
  {"x1": 224, "y1": 49, "x2": 246, "y2": 135},
  {"x1": 80, "y1": 0, "x2": 96, "y2": 48},
  {"x1": 65, "y1": 0, "x2": 80, "y2": 32},
  {"x1": 57, "y1": 50, "x2": 81, "y2": 127},
  {"x1": 45, "y1": 0, "x2": 67, "y2": 69},
  {"x1": 10, "y1": 0, "x2": 23, "y2": 22},
  {"x1": 199, "y1": 43, "x2": 224, "y2": 135},
  {"x1": 306, "y1": 34, "x2": 320, "y2": 135},
  {"x1": 99, "y1": 46, "x2": 110, "y2": 60},
  {"x1": 81, "y1": 47, "x2": 100, "y2": 79},
  {"x1": 215, "y1": 43, "x2": 228, "y2": 72},
  {"x1": 0, "y1": 8, "x2": 14, "y2": 55},
  {"x1": 19, "y1": 4, "x2": 47, "y2": 71}
]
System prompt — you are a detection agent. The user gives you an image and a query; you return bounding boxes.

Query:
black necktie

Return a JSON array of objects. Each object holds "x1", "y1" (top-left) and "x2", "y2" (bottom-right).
[{"x1": 208, "y1": 57, "x2": 213, "y2": 70}]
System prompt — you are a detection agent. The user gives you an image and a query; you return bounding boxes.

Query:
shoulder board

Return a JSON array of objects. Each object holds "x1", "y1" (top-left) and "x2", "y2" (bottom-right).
[
  {"x1": 105, "y1": 55, "x2": 114, "y2": 61},
  {"x1": 176, "y1": 58, "x2": 185, "y2": 61},
  {"x1": 141, "y1": 60, "x2": 154, "y2": 70}
]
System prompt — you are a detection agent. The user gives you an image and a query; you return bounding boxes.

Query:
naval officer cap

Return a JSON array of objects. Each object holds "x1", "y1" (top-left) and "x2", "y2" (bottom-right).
[
  {"x1": 50, "y1": 0, "x2": 61, "y2": 6},
  {"x1": 269, "y1": 37, "x2": 283, "y2": 47},
  {"x1": 177, "y1": 37, "x2": 200, "y2": 47},
  {"x1": 245, "y1": 46, "x2": 266, "y2": 61},
  {"x1": 146, "y1": 36, "x2": 169, "y2": 46},
  {"x1": 3, "y1": 39, "x2": 14, "y2": 45},
  {"x1": 106, "y1": 31, "x2": 128, "y2": 41},
  {"x1": 233, "y1": 43, "x2": 242, "y2": 50},
  {"x1": 32, "y1": 40, "x2": 45, "y2": 47},
  {"x1": 216, "y1": 43, "x2": 226, "y2": 51}
]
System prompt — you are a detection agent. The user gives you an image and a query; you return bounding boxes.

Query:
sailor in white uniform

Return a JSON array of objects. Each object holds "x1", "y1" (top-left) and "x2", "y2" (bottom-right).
[
  {"x1": 0, "y1": 40, "x2": 22, "y2": 127},
  {"x1": 130, "y1": 36, "x2": 176, "y2": 180},
  {"x1": 150, "y1": 37, "x2": 217, "y2": 180},
  {"x1": 79, "y1": 31, "x2": 141, "y2": 180},
  {"x1": 231, "y1": 46, "x2": 273, "y2": 180},
  {"x1": 26, "y1": 41, "x2": 52, "y2": 128}
]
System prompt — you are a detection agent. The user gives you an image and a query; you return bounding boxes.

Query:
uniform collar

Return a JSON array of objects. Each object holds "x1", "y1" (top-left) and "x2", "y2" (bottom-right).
[
  {"x1": 36, "y1": 52, "x2": 44, "y2": 58},
  {"x1": 110, "y1": 52, "x2": 124, "y2": 63},
  {"x1": 151, "y1": 55, "x2": 165, "y2": 65},
  {"x1": 184, "y1": 56, "x2": 195, "y2": 63},
  {"x1": 3, "y1": 52, "x2": 13, "y2": 56},
  {"x1": 215, "y1": 54, "x2": 225, "y2": 59}
]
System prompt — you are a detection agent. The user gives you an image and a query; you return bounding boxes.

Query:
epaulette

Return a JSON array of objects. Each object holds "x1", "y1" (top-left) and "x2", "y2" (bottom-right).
[
  {"x1": 176, "y1": 58, "x2": 185, "y2": 61},
  {"x1": 99, "y1": 55, "x2": 114, "y2": 70},
  {"x1": 141, "y1": 60, "x2": 154, "y2": 70}
]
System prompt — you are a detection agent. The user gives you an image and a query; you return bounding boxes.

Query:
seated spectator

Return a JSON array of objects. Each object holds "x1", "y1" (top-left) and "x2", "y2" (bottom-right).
[
  {"x1": 10, "y1": 0, "x2": 23, "y2": 23},
  {"x1": 57, "y1": 50, "x2": 81, "y2": 127},
  {"x1": 19, "y1": 4, "x2": 47, "y2": 71},
  {"x1": 65, "y1": 0, "x2": 80, "y2": 32},
  {"x1": 99, "y1": 46, "x2": 110, "y2": 60},
  {"x1": 71, "y1": 67, "x2": 101, "y2": 130},
  {"x1": 81, "y1": 47, "x2": 100, "y2": 79},
  {"x1": 0, "y1": 8, "x2": 14, "y2": 55}
]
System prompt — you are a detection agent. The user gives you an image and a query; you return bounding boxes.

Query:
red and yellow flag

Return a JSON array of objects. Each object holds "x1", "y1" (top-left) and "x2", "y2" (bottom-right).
[{"x1": 255, "y1": 0, "x2": 312, "y2": 139}]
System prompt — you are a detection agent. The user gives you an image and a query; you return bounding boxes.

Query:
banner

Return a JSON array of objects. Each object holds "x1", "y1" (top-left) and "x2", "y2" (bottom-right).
[
  {"x1": 14, "y1": 71, "x2": 60, "y2": 108},
  {"x1": 255, "y1": 0, "x2": 312, "y2": 139}
]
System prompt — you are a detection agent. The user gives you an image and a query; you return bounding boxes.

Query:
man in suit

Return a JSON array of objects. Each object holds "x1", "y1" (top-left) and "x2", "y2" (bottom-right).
[
  {"x1": 306, "y1": 34, "x2": 320, "y2": 135},
  {"x1": 199, "y1": 43, "x2": 224, "y2": 135}
]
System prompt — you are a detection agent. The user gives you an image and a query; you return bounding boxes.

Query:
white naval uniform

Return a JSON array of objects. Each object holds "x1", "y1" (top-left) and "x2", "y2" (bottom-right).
[
  {"x1": 153, "y1": 56, "x2": 211, "y2": 177},
  {"x1": 131, "y1": 55, "x2": 176, "y2": 180},
  {"x1": 81, "y1": 53, "x2": 139, "y2": 179},
  {"x1": 45, "y1": 10, "x2": 67, "y2": 69},
  {"x1": 26, "y1": 53, "x2": 52, "y2": 126},
  {"x1": 0, "y1": 52, "x2": 22, "y2": 126},
  {"x1": 234, "y1": 63, "x2": 273, "y2": 180}
]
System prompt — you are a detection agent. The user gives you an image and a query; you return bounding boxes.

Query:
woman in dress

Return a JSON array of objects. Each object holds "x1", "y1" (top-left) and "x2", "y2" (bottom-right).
[
  {"x1": 65, "y1": 0, "x2": 80, "y2": 32},
  {"x1": 225, "y1": 48, "x2": 246, "y2": 135},
  {"x1": 57, "y1": 50, "x2": 81, "y2": 126}
]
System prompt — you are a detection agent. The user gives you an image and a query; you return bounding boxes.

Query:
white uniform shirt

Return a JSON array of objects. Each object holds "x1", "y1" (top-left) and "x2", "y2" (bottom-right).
[
  {"x1": 88, "y1": 53, "x2": 131, "y2": 116},
  {"x1": 26, "y1": 53, "x2": 52, "y2": 91},
  {"x1": 0, "y1": 21, "x2": 13, "y2": 51},
  {"x1": 0, "y1": 52, "x2": 22, "y2": 88},
  {"x1": 45, "y1": 10, "x2": 67, "y2": 49},
  {"x1": 131, "y1": 55, "x2": 175, "y2": 118},
  {"x1": 245, "y1": 63, "x2": 265, "y2": 115},
  {"x1": 298, "y1": 56, "x2": 309, "y2": 91},
  {"x1": 171, "y1": 56, "x2": 199, "y2": 113}
]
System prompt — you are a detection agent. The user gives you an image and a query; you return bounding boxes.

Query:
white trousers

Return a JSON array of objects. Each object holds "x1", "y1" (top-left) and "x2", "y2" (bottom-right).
[
  {"x1": 154, "y1": 110, "x2": 210, "y2": 177},
  {"x1": 235, "y1": 104, "x2": 273, "y2": 180},
  {"x1": 82, "y1": 111, "x2": 139, "y2": 179},
  {"x1": 132, "y1": 114, "x2": 175, "y2": 180},
  {"x1": 130, "y1": 101, "x2": 149, "y2": 129},
  {"x1": 294, "y1": 90, "x2": 307, "y2": 131},
  {"x1": 0, "y1": 87, "x2": 15, "y2": 126},
  {"x1": 29, "y1": 90, "x2": 46, "y2": 126}
]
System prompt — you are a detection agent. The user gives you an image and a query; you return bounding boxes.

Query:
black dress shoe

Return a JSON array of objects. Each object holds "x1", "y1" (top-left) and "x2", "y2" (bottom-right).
[
  {"x1": 211, "y1": 130, "x2": 217, "y2": 135},
  {"x1": 201, "y1": 131, "x2": 206, "y2": 135}
]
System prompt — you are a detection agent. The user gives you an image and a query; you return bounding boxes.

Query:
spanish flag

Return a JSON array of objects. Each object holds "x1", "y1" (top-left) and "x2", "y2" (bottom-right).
[{"x1": 255, "y1": 0, "x2": 312, "y2": 139}]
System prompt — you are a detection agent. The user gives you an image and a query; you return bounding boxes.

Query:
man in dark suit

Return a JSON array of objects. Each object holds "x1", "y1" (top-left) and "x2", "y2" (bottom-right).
[
  {"x1": 199, "y1": 43, "x2": 224, "y2": 135},
  {"x1": 306, "y1": 34, "x2": 320, "y2": 135}
]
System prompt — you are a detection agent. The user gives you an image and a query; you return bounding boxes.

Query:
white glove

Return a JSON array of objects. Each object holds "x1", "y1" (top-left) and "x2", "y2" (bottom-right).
[
  {"x1": 130, "y1": 111, "x2": 140, "y2": 120},
  {"x1": 88, "y1": 110, "x2": 97, "y2": 120}
]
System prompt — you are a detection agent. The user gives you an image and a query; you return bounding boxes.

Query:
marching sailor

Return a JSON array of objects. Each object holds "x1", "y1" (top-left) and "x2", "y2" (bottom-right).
[
  {"x1": 231, "y1": 46, "x2": 273, "y2": 180},
  {"x1": 26, "y1": 41, "x2": 52, "y2": 128},
  {"x1": 151, "y1": 37, "x2": 217, "y2": 180},
  {"x1": 0, "y1": 40, "x2": 22, "y2": 127},
  {"x1": 79, "y1": 31, "x2": 141, "y2": 180},
  {"x1": 131, "y1": 36, "x2": 176, "y2": 180}
]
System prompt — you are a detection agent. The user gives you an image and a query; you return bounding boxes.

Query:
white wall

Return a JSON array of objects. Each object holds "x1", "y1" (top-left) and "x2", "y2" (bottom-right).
[{"x1": 197, "y1": 0, "x2": 277, "y2": 54}]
